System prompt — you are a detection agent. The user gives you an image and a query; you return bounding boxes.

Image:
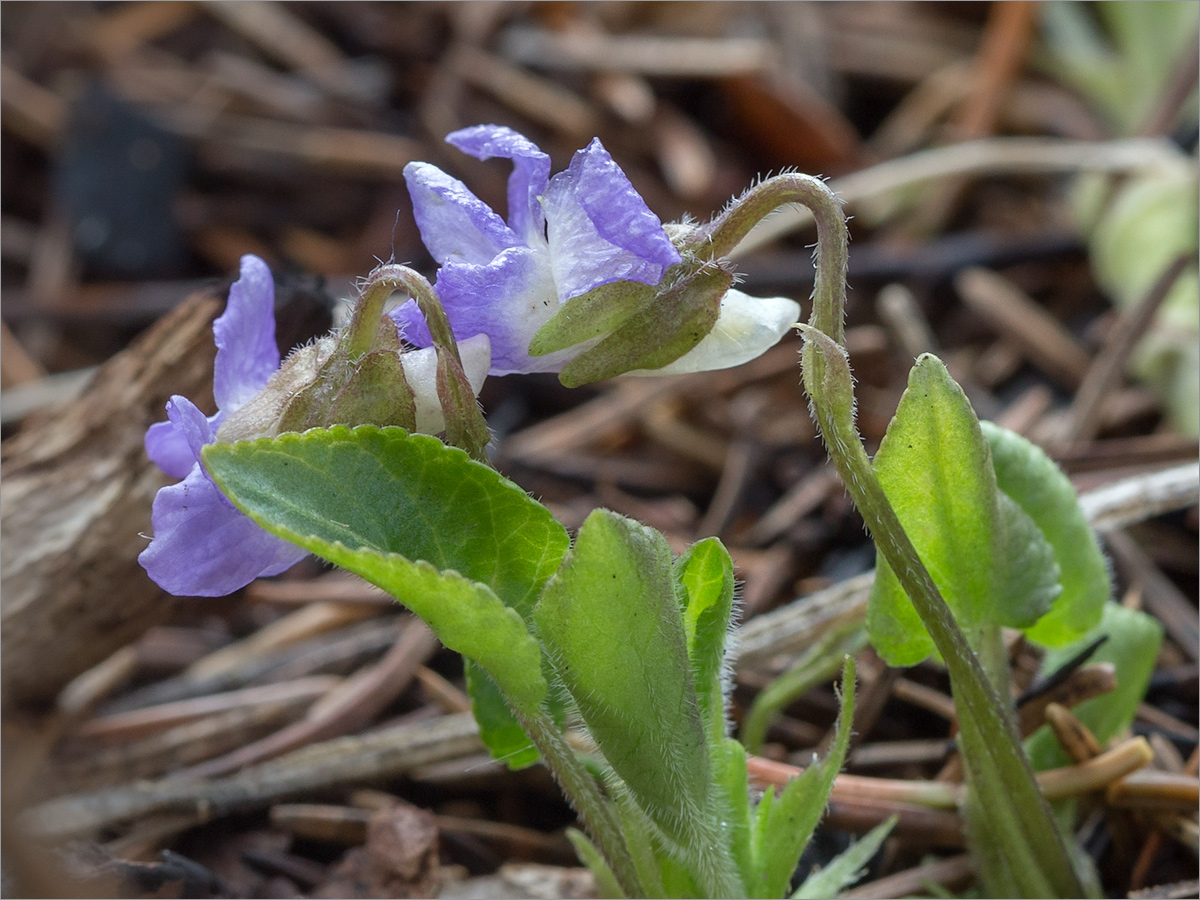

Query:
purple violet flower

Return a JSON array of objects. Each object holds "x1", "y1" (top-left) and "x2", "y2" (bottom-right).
[
  {"x1": 392, "y1": 125, "x2": 800, "y2": 378},
  {"x1": 139, "y1": 255, "x2": 308, "y2": 596}
]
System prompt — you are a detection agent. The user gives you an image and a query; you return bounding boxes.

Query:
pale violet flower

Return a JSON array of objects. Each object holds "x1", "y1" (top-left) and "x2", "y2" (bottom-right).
[
  {"x1": 140, "y1": 255, "x2": 490, "y2": 597},
  {"x1": 391, "y1": 125, "x2": 800, "y2": 378}
]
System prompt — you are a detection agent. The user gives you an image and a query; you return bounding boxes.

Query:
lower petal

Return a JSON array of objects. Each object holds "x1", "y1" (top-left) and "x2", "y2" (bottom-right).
[
  {"x1": 139, "y1": 465, "x2": 307, "y2": 597},
  {"x1": 627, "y1": 290, "x2": 800, "y2": 376}
]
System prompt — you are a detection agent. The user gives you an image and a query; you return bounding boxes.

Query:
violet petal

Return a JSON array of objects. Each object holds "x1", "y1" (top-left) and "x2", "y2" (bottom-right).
[
  {"x1": 446, "y1": 125, "x2": 551, "y2": 247},
  {"x1": 213, "y1": 255, "x2": 280, "y2": 413},
  {"x1": 543, "y1": 139, "x2": 680, "y2": 300},
  {"x1": 139, "y1": 465, "x2": 307, "y2": 597},
  {"x1": 403, "y1": 162, "x2": 519, "y2": 267}
]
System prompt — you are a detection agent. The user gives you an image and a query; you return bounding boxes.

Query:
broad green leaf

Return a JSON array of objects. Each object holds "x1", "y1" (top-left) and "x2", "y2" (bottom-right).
[
  {"x1": 675, "y1": 537, "x2": 736, "y2": 739},
  {"x1": 867, "y1": 355, "x2": 997, "y2": 666},
  {"x1": 529, "y1": 280, "x2": 656, "y2": 356},
  {"x1": 993, "y1": 492, "x2": 1062, "y2": 629},
  {"x1": 981, "y1": 422, "x2": 1111, "y2": 645},
  {"x1": 750, "y1": 657, "x2": 856, "y2": 899},
  {"x1": 1025, "y1": 602, "x2": 1162, "y2": 770},
  {"x1": 204, "y1": 427, "x2": 570, "y2": 741},
  {"x1": 534, "y1": 510, "x2": 710, "y2": 847},
  {"x1": 791, "y1": 815, "x2": 896, "y2": 899}
]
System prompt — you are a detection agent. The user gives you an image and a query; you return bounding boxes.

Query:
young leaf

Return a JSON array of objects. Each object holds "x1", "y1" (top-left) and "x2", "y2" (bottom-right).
[
  {"x1": 1025, "y1": 602, "x2": 1163, "y2": 770},
  {"x1": 867, "y1": 355, "x2": 997, "y2": 665},
  {"x1": 981, "y1": 421, "x2": 1111, "y2": 646},
  {"x1": 675, "y1": 537, "x2": 737, "y2": 739},
  {"x1": 750, "y1": 657, "x2": 856, "y2": 900},
  {"x1": 534, "y1": 509, "x2": 711, "y2": 848},
  {"x1": 791, "y1": 815, "x2": 897, "y2": 899}
]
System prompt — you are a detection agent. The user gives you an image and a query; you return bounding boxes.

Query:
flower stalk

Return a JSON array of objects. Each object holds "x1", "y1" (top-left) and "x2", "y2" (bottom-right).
[{"x1": 743, "y1": 175, "x2": 1089, "y2": 897}]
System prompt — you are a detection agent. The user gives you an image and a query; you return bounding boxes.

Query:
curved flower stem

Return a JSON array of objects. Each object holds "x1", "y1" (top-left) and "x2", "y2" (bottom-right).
[
  {"x1": 716, "y1": 171, "x2": 1087, "y2": 897},
  {"x1": 358, "y1": 265, "x2": 490, "y2": 462}
]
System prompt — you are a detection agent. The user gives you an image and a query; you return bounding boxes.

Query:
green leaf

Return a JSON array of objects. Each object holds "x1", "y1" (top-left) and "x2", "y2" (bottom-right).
[
  {"x1": 1025, "y1": 602, "x2": 1163, "y2": 770},
  {"x1": 791, "y1": 815, "x2": 896, "y2": 899},
  {"x1": 204, "y1": 427, "x2": 570, "y2": 739},
  {"x1": 751, "y1": 657, "x2": 856, "y2": 900},
  {"x1": 529, "y1": 280, "x2": 656, "y2": 356},
  {"x1": 867, "y1": 355, "x2": 997, "y2": 666},
  {"x1": 993, "y1": 492, "x2": 1062, "y2": 629},
  {"x1": 566, "y1": 829, "x2": 628, "y2": 900},
  {"x1": 465, "y1": 662, "x2": 537, "y2": 768},
  {"x1": 534, "y1": 509, "x2": 710, "y2": 847},
  {"x1": 981, "y1": 422, "x2": 1111, "y2": 645},
  {"x1": 675, "y1": 537, "x2": 736, "y2": 739}
]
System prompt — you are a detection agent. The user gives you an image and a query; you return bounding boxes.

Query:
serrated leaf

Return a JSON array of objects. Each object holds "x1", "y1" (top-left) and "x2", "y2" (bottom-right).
[
  {"x1": 751, "y1": 657, "x2": 856, "y2": 899},
  {"x1": 981, "y1": 421, "x2": 1111, "y2": 645},
  {"x1": 993, "y1": 492, "x2": 1062, "y2": 629},
  {"x1": 867, "y1": 355, "x2": 997, "y2": 666},
  {"x1": 204, "y1": 427, "x2": 570, "y2": 745},
  {"x1": 675, "y1": 537, "x2": 736, "y2": 739},
  {"x1": 1025, "y1": 602, "x2": 1162, "y2": 770},
  {"x1": 534, "y1": 509, "x2": 710, "y2": 846}
]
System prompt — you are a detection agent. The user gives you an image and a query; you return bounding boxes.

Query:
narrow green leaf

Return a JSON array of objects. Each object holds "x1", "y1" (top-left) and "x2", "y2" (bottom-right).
[
  {"x1": 529, "y1": 280, "x2": 656, "y2": 356},
  {"x1": 868, "y1": 355, "x2": 997, "y2": 665},
  {"x1": 751, "y1": 657, "x2": 856, "y2": 899},
  {"x1": 993, "y1": 492, "x2": 1062, "y2": 629},
  {"x1": 1025, "y1": 602, "x2": 1163, "y2": 770},
  {"x1": 981, "y1": 422, "x2": 1111, "y2": 646},
  {"x1": 791, "y1": 815, "x2": 896, "y2": 899},
  {"x1": 465, "y1": 662, "x2": 537, "y2": 768},
  {"x1": 534, "y1": 510, "x2": 710, "y2": 847},
  {"x1": 713, "y1": 737, "x2": 755, "y2": 894},
  {"x1": 675, "y1": 537, "x2": 736, "y2": 739},
  {"x1": 566, "y1": 829, "x2": 628, "y2": 900}
]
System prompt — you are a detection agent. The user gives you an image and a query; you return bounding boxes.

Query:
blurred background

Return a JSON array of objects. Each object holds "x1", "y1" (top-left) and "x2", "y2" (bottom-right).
[{"x1": 2, "y1": 3, "x2": 1197, "y2": 898}]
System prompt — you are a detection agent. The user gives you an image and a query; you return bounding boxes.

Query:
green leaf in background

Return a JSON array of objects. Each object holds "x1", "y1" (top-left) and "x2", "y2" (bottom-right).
[
  {"x1": 867, "y1": 355, "x2": 998, "y2": 665},
  {"x1": 534, "y1": 509, "x2": 711, "y2": 848},
  {"x1": 981, "y1": 422, "x2": 1111, "y2": 646},
  {"x1": 1025, "y1": 602, "x2": 1163, "y2": 771},
  {"x1": 993, "y1": 492, "x2": 1062, "y2": 630},
  {"x1": 204, "y1": 427, "x2": 570, "y2": 753},
  {"x1": 750, "y1": 657, "x2": 856, "y2": 900},
  {"x1": 465, "y1": 662, "x2": 538, "y2": 769},
  {"x1": 791, "y1": 815, "x2": 896, "y2": 900},
  {"x1": 675, "y1": 537, "x2": 737, "y2": 739}
]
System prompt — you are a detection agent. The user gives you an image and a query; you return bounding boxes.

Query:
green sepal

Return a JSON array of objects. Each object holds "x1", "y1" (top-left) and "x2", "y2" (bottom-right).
[
  {"x1": 868, "y1": 355, "x2": 997, "y2": 665},
  {"x1": 529, "y1": 279, "x2": 656, "y2": 356},
  {"x1": 534, "y1": 509, "x2": 710, "y2": 847},
  {"x1": 750, "y1": 657, "x2": 856, "y2": 899},
  {"x1": 557, "y1": 265, "x2": 732, "y2": 387},
  {"x1": 981, "y1": 421, "x2": 1111, "y2": 646},
  {"x1": 675, "y1": 537, "x2": 737, "y2": 740}
]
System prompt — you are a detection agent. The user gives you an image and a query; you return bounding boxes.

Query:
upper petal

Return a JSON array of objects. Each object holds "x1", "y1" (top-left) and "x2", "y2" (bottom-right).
[
  {"x1": 447, "y1": 125, "x2": 551, "y2": 247},
  {"x1": 404, "y1": 162, "x2": 520, "y2": 266},
  {"x1": 392, "y1": 247, "x2": 564, "y2": 375},
  {"x1": 628, "y1": 290, "x2": 801, "y2": 376},
  {"x1": 213, "y1": 255, "x2": 280, "y2": 413},
  {"x1": 139, "y1": 465, "x2": 307, "y2": 597},
  {"x1": 543, "y1": 139, "x2": 681, "y2": 300}
]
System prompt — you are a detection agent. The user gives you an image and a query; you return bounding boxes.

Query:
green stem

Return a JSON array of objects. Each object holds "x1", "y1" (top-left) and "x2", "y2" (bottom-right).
[
  {"x1": 359, "y1": 265, "x2": 490, "y2": 462},
  {"x1": 517, "y1": 709, "x2": 644, "y2": 898},
  {"x1": 747, "y1": 172, "x2": 1086, "y2": 897}
]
